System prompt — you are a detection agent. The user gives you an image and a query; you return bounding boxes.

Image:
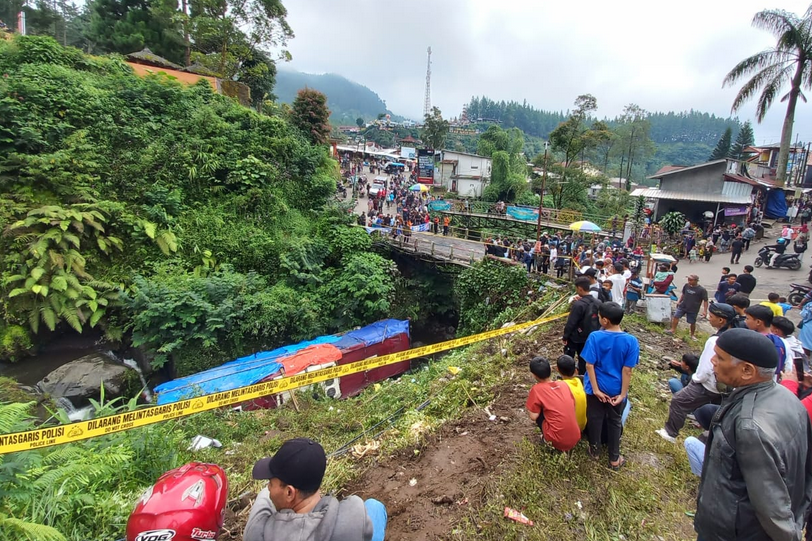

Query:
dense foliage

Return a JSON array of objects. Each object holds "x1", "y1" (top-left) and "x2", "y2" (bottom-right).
[{"x1": 0, "y1": 36, "x2": 403, "y2": 374}]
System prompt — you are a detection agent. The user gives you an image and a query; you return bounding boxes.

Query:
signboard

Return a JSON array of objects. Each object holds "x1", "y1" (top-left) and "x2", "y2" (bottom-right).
[
  {"x1": 724, "y1": 205, "x2": 749, "y2": 217},
  {"x1": 401, "y1": 146, "x2": 416, "y2": 159},
  {"x1": 417, "y1": 149, "x2": 435, "y2": 184}
]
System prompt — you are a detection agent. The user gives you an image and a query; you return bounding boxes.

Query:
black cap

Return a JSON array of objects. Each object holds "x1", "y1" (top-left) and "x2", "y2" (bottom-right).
[
  {"x1": 251, "y1": 438, "x2": 326, "y2": 492},
  {"x1": 716, "y1": 328, "x2": 779, "y2": 369},
  {"x1": 709, "y1": 302, "x2": 735, "y2": 320},
  {"x1": 584, "y1": 268, "x2": 598, "y2": 277}
]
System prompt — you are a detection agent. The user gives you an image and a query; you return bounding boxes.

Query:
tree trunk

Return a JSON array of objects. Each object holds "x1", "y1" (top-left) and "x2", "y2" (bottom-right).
[
  {"x1": 776, "y1": 56, "x2": 806, "y2": 184},
  {"x1": 182, "y1": 0, "x2": 191, "y2": 67}
]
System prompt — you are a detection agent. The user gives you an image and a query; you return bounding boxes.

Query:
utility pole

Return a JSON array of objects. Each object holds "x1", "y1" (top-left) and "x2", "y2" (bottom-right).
[
  {"x1": 423, "y1": 47, "x2": 432, "y2": 120},
  {"x1": 536, "y1": 141, "x2": 550, "y2": 241}
]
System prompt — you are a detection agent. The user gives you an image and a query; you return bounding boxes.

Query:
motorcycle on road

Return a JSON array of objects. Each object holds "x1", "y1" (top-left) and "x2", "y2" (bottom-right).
[{"x1": 754, "y1": 246, "x2": 802, "y2": 271}]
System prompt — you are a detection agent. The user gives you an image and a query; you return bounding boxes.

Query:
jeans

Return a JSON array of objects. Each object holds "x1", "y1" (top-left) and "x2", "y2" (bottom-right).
[
  {"x1": 364, "y1": 499, "x2": 387, "y2": 541},
  {"x1": 684, "y1": 436, "x2": 705, "y2": 476},
  {"x1": 586, "y1": 394, "x2": 625, "y2": 462},
  {"x1": 668, "y1": 378, "x2": 684, "y2": 394}
]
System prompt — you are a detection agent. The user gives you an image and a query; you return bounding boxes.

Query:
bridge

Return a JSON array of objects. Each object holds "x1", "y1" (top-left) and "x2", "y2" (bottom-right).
[{"x1": 367, "y1": 228, "x2": 486, "y2": 267}]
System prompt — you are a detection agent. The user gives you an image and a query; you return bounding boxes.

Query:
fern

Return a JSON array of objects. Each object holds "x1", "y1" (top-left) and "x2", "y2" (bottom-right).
[{"x1": 0, "y1": 515, "x2": 66, "y2": 541}]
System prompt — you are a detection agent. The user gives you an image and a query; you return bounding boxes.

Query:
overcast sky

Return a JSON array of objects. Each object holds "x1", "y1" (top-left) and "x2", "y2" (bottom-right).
[{"x1": 282, "y1": 0, "x2": 812, "y2": 144}]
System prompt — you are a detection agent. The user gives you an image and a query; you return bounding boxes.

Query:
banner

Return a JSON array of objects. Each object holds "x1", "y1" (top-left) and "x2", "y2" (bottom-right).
[
  {"x1": 401, "y1": 146, "x2": 416, "y2": 159},
  {"x1": 0, "y1": 314, "x2": 568, "y2": 455},
  {"x1": 417, "y1": 149, "x2": 435, "y2": 184},
  {"x1": 724, "y1": 205, "x2": 749, "y2": 216}
]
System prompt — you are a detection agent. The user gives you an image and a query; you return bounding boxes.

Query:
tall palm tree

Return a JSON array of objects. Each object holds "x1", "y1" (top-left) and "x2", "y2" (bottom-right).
[{"x1": 724, "y1": 7, "x2": 812, "y2": 184}]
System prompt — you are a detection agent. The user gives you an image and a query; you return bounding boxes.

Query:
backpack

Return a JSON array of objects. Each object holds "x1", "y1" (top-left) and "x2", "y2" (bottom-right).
[{"x1": 578, "y1": 296, "x2": 602, "y2": 339}]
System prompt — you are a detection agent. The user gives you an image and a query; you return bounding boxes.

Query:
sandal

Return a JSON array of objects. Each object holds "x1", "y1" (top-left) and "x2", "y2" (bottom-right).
[
  {"x1": 588, "y1": 446, "x2": 600, "y2": 460},
  {"x1": 609, "y1": 456, "x2": 626, "y2": 471}
]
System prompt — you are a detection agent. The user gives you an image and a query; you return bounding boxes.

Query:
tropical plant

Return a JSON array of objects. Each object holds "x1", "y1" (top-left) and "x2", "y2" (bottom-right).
[
  {"x1": 455, "y1": 259, "x2": 530, "y2": 335},
  {"x1": 724, "y1": 7, "x2": 812, "y2": 183},
  {"x1": 659, "y1": 211, "x2": 686, "y2": 237},
  {"x1": 421, "y1": 106, "x2": 450, "y2": 150},
  {"x1": 3, "y1": 204, "x2": 124, "y2": 333}
]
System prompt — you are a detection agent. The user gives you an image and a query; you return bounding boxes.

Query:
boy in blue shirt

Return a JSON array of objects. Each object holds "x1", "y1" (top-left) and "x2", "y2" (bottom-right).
[
  {"x1": 581, "y1": 302, "x2": 640, "y2": 470},
  {"x1": 624, "y1": 269, "x2": 643, "y2": 314}
]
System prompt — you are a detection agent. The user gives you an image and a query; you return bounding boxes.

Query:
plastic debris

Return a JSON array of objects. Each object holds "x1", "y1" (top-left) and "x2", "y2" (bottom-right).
[
  {"x1": 504, "y1": 507, "x2": 533, "y2": 525},
  {"x1": 188, "y1": 435, "x2": 222, "y2": 451},
  {"x1": 447, "y1": 366, "x2": 462, "y2": 376},
  {"x1": 409, "y1": 478, "x2": 418, "y2": 487}
]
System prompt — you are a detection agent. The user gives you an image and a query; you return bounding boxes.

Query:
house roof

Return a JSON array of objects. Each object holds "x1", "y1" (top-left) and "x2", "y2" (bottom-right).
[
  {"x1": 441, "y1": 149, "x2": 490, "y2": 160},
  {"x1": 126, "y1": 48, "x2": 183, "y2": 70},
  {"x1": 653, "y1": 165, "x2": 685, "y2": 176},
  {"x1": 630, "y1": 187, "x2": 751, "y2": 205},
  {"x1": 723, "y1": 173, "x2": 780, "y2": 188},
  {"x1": 647, "y1": 159, "x2": 726, "y2": 179}
]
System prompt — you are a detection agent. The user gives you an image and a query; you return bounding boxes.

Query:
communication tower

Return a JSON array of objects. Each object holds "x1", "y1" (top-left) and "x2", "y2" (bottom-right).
[{"x1": 423, "y1": 47, "x2": 432, "y2": 119}]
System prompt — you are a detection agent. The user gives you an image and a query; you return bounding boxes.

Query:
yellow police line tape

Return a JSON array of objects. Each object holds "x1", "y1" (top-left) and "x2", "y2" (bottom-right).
[{"x1": 0, "y1": 313, "x2": 568, "y2": 455}]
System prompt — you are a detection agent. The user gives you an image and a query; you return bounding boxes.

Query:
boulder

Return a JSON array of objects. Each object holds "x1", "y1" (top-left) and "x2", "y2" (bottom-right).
[{"x1": 37, "y1": 353, "x2": 131, "y2": 404}]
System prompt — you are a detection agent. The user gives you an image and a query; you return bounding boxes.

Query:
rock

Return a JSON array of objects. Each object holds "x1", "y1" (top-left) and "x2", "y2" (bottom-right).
[{"x1": 38, "y1": 353, "x2": 131, "y2": 404}]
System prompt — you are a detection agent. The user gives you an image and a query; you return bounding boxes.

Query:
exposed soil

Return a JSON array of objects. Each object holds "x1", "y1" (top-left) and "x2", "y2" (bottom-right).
[{"x1": 342, "y1": 380, "x2": 535, "y2": 541}]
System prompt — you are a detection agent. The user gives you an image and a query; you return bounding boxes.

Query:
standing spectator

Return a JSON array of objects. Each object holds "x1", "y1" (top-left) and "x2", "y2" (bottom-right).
[
  {"x1": 606, "y1": 263, "x2": 627, "y2": 305},
  {"x1": 714, "y1": 273, "x2": 741, "y2": 303},
  {"x1": 734, "y1": 265, "x2": 757, "y2": 297},
  {"x1": 667, "y1": 275, "x2": 709, "y2": 341},
  {"x1": 562, "y1": 277, "x2": 601, "y2": 376},
  {"x1": 624, "y1": 269, "x2": 643, "y2": 314},
  {"x1": 245, "y1": 438, "x2": 387, "y2": 541},
  {"x1": 694, "y1": 329, "x2": 812, "y2": 541},
  {"x1": 525, "y1": 357, "x2": 581, "y2": 452},
  {"x1": 581, "y1": 302, "x2": 640, "y2": 470},
  {"x1": 741, "y1": 224, "x2": 756, "y2": 251},
  {"x1": 442, "y1": 216, "x2": 450, "y2": 236},
  {"x1": 655, "y1": 303, "x2": 735, "y2": 443},
  {"x1": 729, "y1": 235, "x2": 744, "y2": 264}
]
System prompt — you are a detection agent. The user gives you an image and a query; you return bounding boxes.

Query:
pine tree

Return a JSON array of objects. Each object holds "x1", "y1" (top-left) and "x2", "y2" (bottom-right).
[
  {"x1": 730, "y1": 121, "x2": 755, "y2": 159},
  {"x1": 291, "y1": 89, "x2": 331, "y2": 146},
  {"x1": 709, "y1": 127, "x2": 733, "y2": 160}
]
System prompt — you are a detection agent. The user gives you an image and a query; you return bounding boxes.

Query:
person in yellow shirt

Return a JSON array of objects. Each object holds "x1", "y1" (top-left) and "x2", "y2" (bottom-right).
[
  {"x1": 556, "y1": 355, "x2": 587, "y2": 432},
  {"x1": 759, "y1": 292, "x2": 784, "y2": 318}
]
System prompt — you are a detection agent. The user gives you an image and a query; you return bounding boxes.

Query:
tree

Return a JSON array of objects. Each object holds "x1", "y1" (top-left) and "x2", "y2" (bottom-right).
[
  {"x1": 612, "y1": 103, "x2": 653, "y2": 184},
  {"x1": 730, "y1": 121, "x2": 755, "y2": 159},
  {"x1": 724, "y1": 7, "x2": 812, "y2": 183},
  {"x1": 356, "y1": 117, "x2": 364, "y2": 128},
  {"x1": 421, "y1": 106, "x2": 450, "y2": 150},
  {"x1": 549, "y1": 94, "x2": 598, "y2": 168},
  {"x1": 291, "y1": 88, "x2": 331, "y2": 145},
  {"x1": 86, "y1": 0, "x2": 185, "y2": 64},
  {"x1": 709, "y1": 127, "x2": 733, "y2": 160}
]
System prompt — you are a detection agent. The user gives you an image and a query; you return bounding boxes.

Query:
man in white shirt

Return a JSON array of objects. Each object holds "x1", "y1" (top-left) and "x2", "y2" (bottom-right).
[
  {"x1": 606, "y1": 263, "x2": 627, "y2": 305},
  {"x1": 655, "y1": 303, "x2": 736, "y2": 443}
]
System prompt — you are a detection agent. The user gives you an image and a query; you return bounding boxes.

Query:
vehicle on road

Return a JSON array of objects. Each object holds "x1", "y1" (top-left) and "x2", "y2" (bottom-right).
[
  {"x1": 754, "y1": 246, "x2": 802, "y2": 270},
  {"x1": 369, "y1": 177, "x2": 387, "y2": 197},
  {"x1": 788, "y1": 282, "x2": 811, "y2": 305}
]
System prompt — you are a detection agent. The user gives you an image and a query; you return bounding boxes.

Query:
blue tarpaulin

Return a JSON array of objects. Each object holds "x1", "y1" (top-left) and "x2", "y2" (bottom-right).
[
  {"x1": 428, "y1": 201, "x2": 452, "y2": 211},
  {"x1": 506, "y1": 206, "x2": 539, "y2": 222},
  {"x1": 154, "y1": 320, "x2": 409, "y2": 405},
  {"x1": 764, "y1": 189, "x2": 788, "y2": 219}
]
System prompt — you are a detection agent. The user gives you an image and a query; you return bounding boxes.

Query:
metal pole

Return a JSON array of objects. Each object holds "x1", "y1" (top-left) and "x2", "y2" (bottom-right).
[{"x1": 536, "y1": 142, "x2": 550, "y2": 241}]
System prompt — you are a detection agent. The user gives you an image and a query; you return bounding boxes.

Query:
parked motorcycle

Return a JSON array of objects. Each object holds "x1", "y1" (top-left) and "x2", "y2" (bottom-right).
[
  {"x1": 754, "y1": 246, "x2": 803, "y2": 271},
  {"x1": 788, "y1": 282, "x2": 812, "y2": 306}
]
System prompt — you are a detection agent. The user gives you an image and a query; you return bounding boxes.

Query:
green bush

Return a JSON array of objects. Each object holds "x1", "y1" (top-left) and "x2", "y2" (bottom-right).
[
  {"x1": 455, "y1": 259, "x2": 530, "y2": 335},
  {"x1": 0, "y1": 325, "x2": 33, "y2": 362}
]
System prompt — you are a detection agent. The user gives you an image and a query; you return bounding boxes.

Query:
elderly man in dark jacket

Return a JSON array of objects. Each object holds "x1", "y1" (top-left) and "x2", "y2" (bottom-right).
[{"x1": 694, "y1": 328, "x2": 812, "y2": 541}]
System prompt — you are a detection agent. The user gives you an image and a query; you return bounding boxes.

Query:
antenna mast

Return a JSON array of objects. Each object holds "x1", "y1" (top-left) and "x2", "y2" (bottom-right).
[{"x1": 423, "y1": 47, "x2": 432, "y2": 119}]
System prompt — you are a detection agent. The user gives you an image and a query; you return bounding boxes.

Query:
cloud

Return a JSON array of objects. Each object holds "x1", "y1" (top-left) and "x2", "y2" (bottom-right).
[{"x1": 282, "y1": 0, "x2": 812, "y2": 141}]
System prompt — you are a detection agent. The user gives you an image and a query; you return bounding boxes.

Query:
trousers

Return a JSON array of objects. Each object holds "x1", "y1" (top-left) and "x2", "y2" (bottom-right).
[
  {"x1": 586, "y1": 394, "x2": 625, "y2": 462},
  {"x1": 364, "y1": 499, "x2": 387, "y2": 541},
  {"x1": 684, "y1": 436, "x2": 705, "y2": 476},
  {"x1": 664, "y1": 381, "x2": 721, "y2": 437},
  {"x1": 563, "y1": 341, "x2": 586, "y2": 376}
]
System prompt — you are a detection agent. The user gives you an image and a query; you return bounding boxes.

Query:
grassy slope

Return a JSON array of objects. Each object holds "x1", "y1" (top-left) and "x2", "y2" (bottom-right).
[{"x1": 173, "y1": 312, "x2": 708, "y2": 541}]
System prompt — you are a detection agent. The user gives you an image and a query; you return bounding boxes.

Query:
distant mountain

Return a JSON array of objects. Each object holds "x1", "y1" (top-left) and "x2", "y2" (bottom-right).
[{"x1": 275, "y1": 69, "x2": 401, "y2": 125}]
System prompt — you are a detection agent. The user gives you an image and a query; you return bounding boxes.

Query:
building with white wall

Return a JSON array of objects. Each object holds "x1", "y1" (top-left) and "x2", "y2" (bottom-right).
[{"x1": 435, "y1": 150, "x2": 492, "y2": 198}]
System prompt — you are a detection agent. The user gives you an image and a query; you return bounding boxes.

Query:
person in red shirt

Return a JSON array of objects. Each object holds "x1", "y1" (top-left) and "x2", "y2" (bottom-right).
[{"x1": 526, "y1": 356, "x2": 581, "y2": 452}]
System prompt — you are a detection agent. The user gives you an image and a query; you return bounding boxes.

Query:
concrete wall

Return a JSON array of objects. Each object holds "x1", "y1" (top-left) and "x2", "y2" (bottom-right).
[
  {"x1": 442, "y1": 151, "x2": 491, "y2": 178},
  {"x1": 456, "y1": 179, "x2": 484, "y2": 198},
  {"x1": 659, "y1": 161, "x2": 726, "y2": 194}
]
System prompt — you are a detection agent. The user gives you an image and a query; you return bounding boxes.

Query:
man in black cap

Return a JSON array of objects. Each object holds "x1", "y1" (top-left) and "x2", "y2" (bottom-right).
[
  {"x1": 656, "y1": 303, "x2": 736, "y2": 443},
  {"x1": 244, "y1": 438, "x2": 387, "y2": 541},
  {"x1": 695, "y1": 328, "x2": 812, "y2": 541}
]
